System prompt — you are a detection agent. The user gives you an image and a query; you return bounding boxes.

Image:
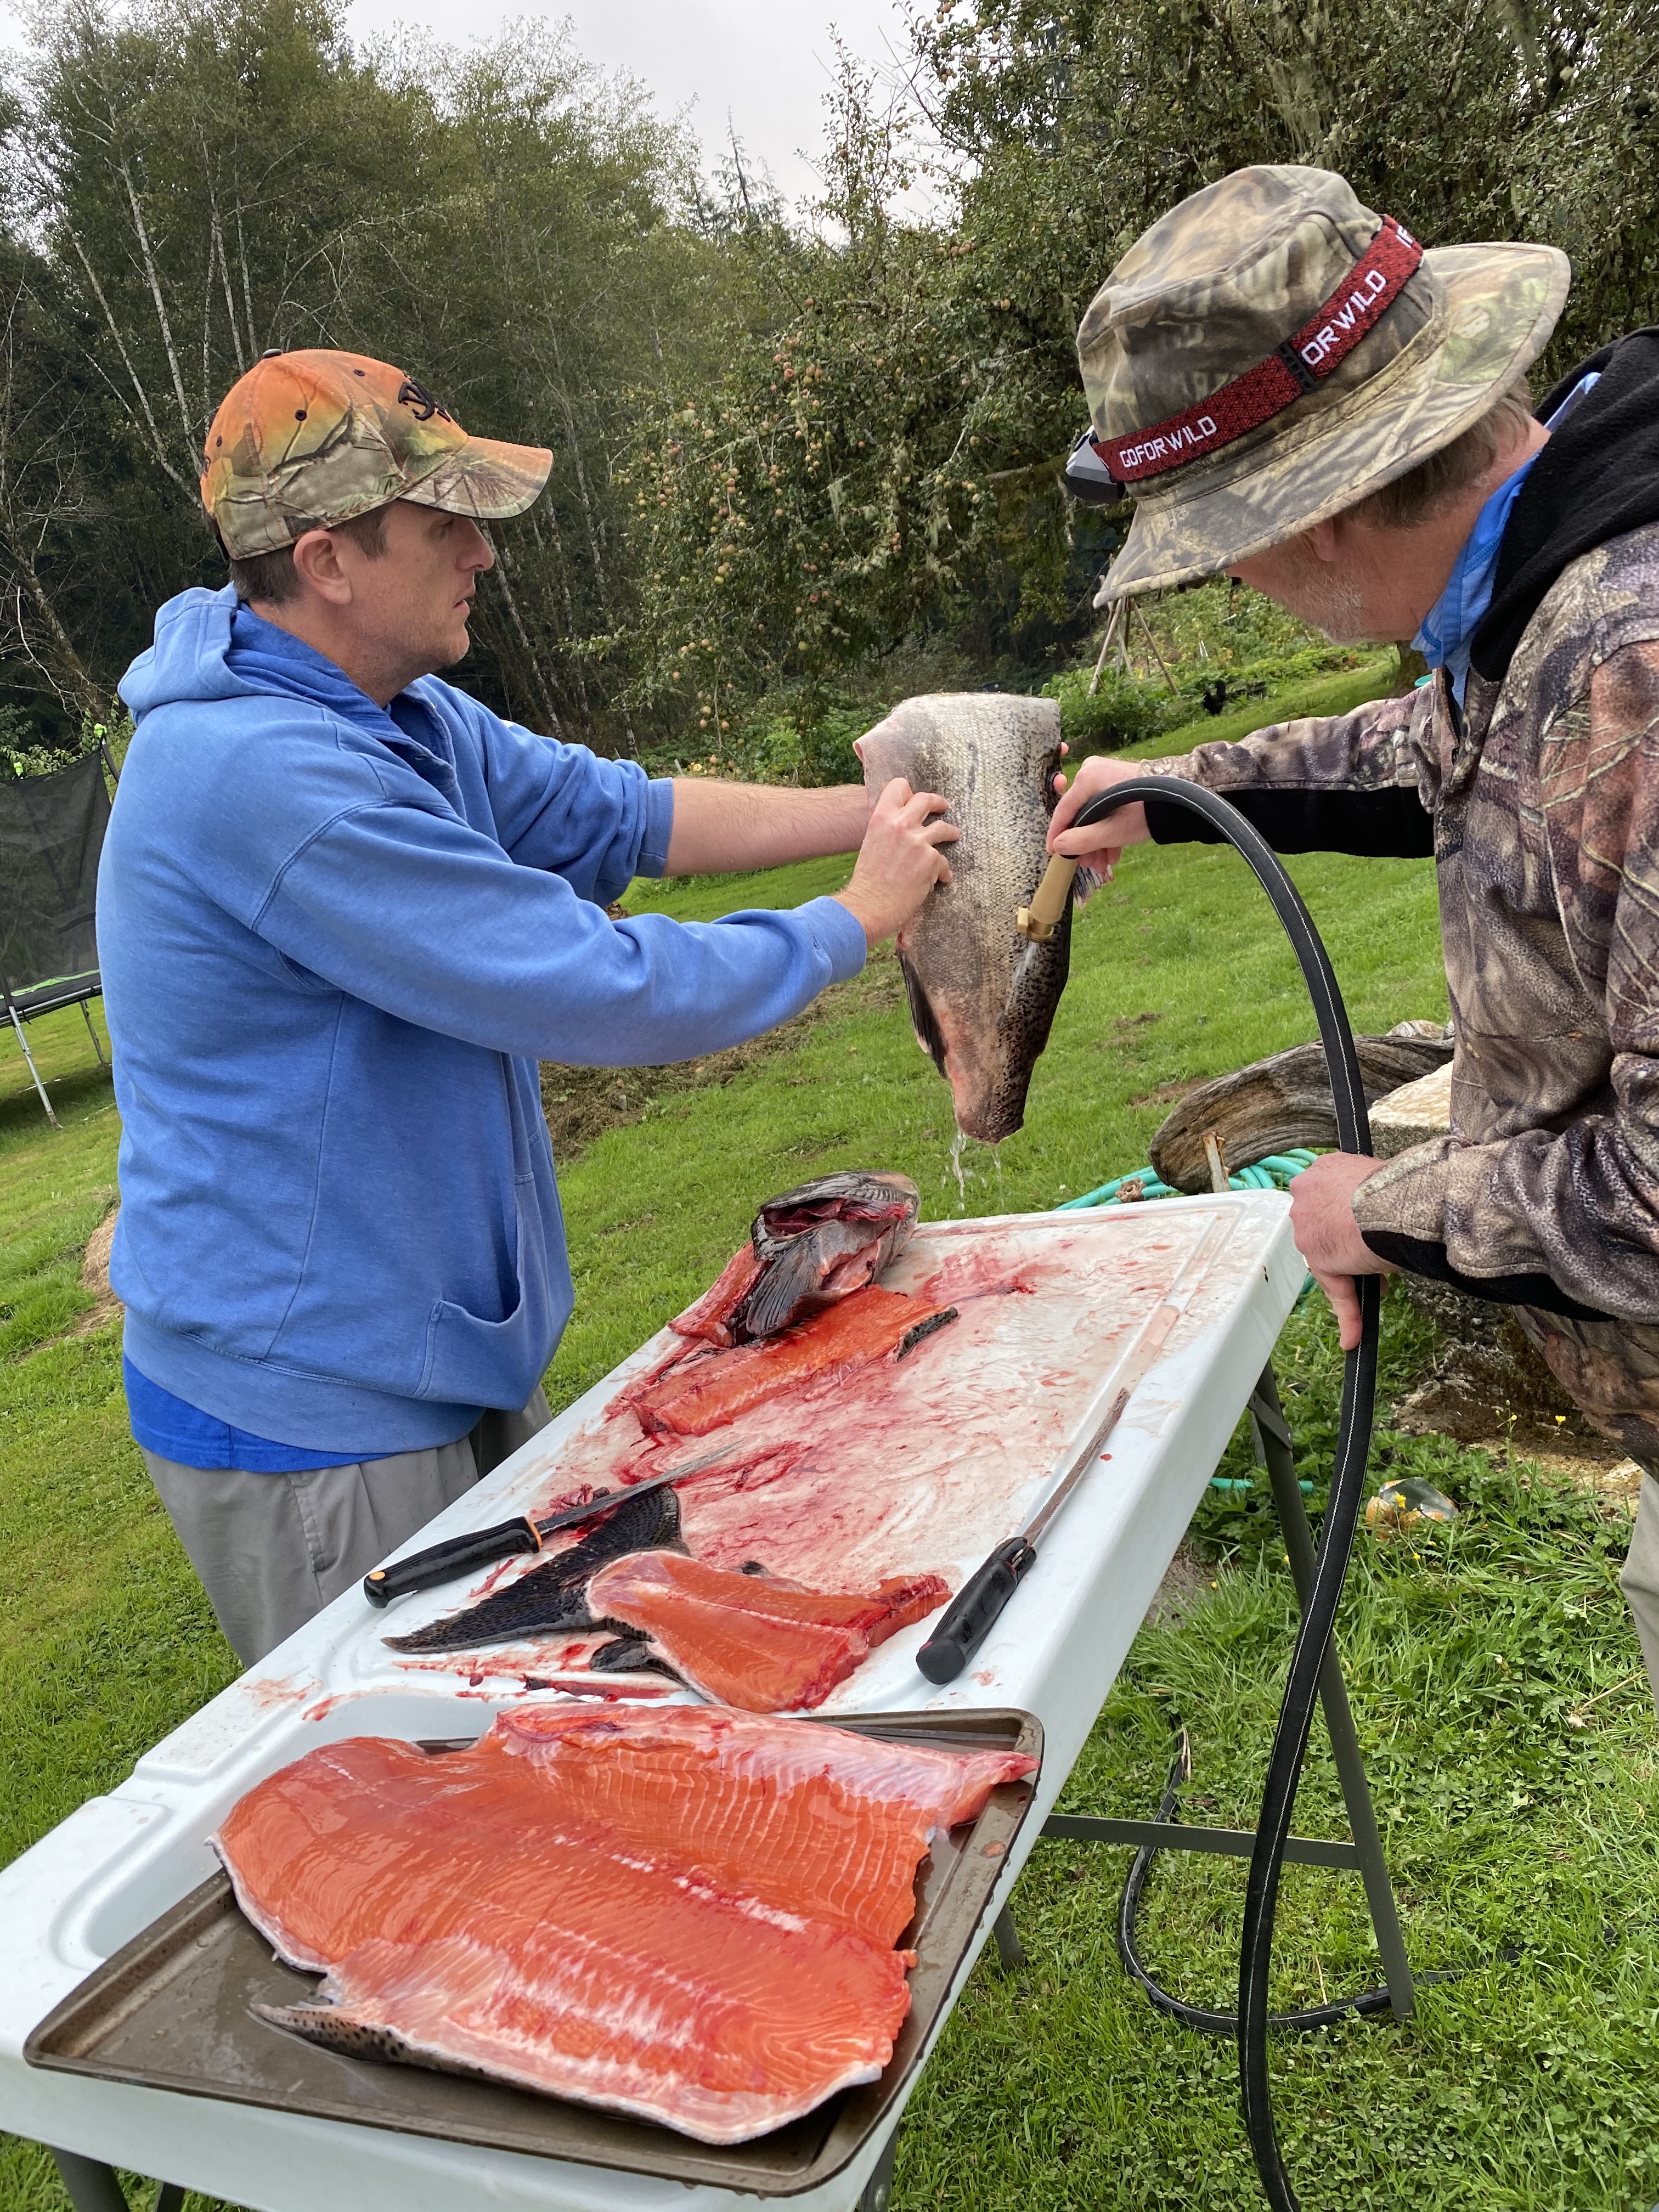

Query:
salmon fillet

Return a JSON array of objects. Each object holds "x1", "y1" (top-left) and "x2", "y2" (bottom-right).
[
  {"x1": 497, "y1": 1702, "x2": 1034, "y2": 1946},
  {"x1": 213, "y1": 1713, "x2": 1035, "y2": 2143},
  {"x1": 586, "y1": 1550, "x2": 950, "y2": 1712},
  {"x1": 637, "y1": 1285, "x2": 955, "y2": 1437}
]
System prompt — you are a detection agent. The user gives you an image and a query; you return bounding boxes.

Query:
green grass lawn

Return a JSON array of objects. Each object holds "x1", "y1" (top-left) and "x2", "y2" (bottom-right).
[
  {"x1": 1118, "y1": 655, "x2": 1401, "y2": 760},
  {"x1": 0, "y1": 1007, "x2": 237, "y2": 1865},
  {"x1": 4, "y1": 657, "x2": 1658, "y2": 2208},
  {"x1": 0, "y1": 1003, "x2": 241, "y2": 2212}
]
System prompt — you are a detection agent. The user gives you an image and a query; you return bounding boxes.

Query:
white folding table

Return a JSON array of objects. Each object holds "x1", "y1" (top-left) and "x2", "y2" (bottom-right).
[{"x1": 0, "y1": 1193, "x2": 1409, "y2": 2212}]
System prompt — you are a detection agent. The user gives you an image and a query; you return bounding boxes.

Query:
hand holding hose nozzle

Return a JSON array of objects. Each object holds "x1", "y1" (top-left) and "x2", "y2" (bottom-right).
[
  {"x1": 1020, "y1": 752, "x2": 1167, "y2": 937},
  {"x1": 1014, "y1": 852, "x2": 1079, "y2": 943},
  {"x1": 1045, "y1": 752, "x2": 1153, "y2": 881}
]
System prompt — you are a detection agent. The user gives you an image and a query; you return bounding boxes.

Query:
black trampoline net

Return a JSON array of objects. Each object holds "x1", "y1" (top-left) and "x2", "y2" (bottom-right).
[{"x1": 0, "y1": 752, "x2": 110, "y2": 998}]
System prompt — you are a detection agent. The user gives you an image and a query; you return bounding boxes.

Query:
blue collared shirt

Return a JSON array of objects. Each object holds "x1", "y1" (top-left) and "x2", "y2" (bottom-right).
[{"x1": 1413, "y1": 373, "x2": 1599, "y2": 704}]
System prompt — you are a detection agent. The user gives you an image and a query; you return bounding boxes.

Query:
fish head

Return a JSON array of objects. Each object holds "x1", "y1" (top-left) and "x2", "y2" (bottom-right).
[
  {"x1": 862, "y1": 695, "x2": 1071, "y2": 1144},
  {"x1": 741, "y1": 1171, "x2": 923, "y2": 1337},
  {"x1": 754, "y1": 1171, "x2": 919, "y2": 1244}
]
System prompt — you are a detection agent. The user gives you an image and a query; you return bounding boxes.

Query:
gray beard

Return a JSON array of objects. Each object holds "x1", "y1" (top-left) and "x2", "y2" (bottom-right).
[{"x1": 1297, "y1": 570, "x2": 1373, "y2": 645}]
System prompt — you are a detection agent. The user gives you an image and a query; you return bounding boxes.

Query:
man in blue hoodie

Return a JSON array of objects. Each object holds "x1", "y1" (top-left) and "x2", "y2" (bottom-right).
[{"x1": 99, "y1": 348, "x2": 957, "y2": 1666}]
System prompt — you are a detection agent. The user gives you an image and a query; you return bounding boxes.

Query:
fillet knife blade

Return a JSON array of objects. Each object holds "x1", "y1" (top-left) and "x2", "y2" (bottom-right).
[
  {"x1": 362, "y1": 1449, "x2": 729, "y2": 1609},
  {"x1": 916, "y1": 1214, "x2": 1237, "y2": 1684}
]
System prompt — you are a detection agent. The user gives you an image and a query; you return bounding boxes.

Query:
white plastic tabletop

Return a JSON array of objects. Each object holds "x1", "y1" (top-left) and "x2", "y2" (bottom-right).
[{"x1": 0, "y1": 1193, "x2": 1303, "y2": 2212}]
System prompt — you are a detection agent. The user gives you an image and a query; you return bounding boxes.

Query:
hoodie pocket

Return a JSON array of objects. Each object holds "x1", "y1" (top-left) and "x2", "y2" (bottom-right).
[{"x1": 418, "y1": 1178, "x2": 556, "y2": 1409}]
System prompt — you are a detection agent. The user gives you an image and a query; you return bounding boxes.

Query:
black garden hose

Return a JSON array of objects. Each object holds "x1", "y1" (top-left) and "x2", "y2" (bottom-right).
[
  {"x1": 1069, "y1": 780, "x2": 1384, "y2": 2212},
  {"x1": 1115, "y1": 1713, "x2": 1398, "y2": 2036}
]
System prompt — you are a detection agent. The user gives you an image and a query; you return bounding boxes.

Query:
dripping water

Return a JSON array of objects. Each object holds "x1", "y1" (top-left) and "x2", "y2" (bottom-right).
[{"x1": 947, "y1": 1127, "x2": 970, "y2": 1209}]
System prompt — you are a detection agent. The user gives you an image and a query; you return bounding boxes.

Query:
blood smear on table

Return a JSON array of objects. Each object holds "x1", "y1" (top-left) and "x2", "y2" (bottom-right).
[
  {"x1": 375, "y1": 1212, "x2": 1248, "y2": 1693},
  {"x1": 537, "y1": 1217, "x2": 1238, "y2": 1596}
]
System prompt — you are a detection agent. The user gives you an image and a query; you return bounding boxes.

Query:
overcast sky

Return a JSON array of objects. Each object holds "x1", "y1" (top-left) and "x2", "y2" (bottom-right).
[
  {"x1": 383, "y1": 0, "x2": 919, "y2": 207},
  {"x1": 0, "y1": 0, "x2": 921, "y2": 211}
]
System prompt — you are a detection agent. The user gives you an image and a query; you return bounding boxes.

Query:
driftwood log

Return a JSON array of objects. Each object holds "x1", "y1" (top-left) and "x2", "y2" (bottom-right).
[{"x1": 1147, "y1": 1022, "x2": 1452, "y2": 1193}]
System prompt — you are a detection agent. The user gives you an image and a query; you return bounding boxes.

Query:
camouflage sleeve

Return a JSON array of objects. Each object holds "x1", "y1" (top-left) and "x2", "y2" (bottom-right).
[
  {"x1": 1144, "y1": 682, "x2": 1440, "y2": 855},
  {"x1": 1355, "y1": 641, "x2": 1659, "y2": 1321}
]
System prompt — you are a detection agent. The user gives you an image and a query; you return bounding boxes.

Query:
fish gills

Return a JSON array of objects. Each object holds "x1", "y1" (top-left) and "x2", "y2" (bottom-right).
[
  {"x1": 216, "y1": 1713, "x2": 1034, "y2": 2142},
  {"x1": 586, "y1": 1550, "x2": 950, "y2": 1712},
  {"x1": 670, "y1": 1172, "x2": 920, "y2": 1346},
  {"x1": 383, "y1": 1482, "x2": 684, "y2": 1655},
  {"x1": 860, "y1": 694, "x2": 1071, "y2": 1142},
  {"x1": 636, "y1": 1284, "x2": 953, "y2": 1438},
  {"x1": 743, "y1": 1171, "x2": 920, "y2": 1339}
]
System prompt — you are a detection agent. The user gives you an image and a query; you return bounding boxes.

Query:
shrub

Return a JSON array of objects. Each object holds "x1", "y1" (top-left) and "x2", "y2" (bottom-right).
[
  {"x1": 1041, "y1": 665, "x2": 1182, "y2": 754},
  {"x1": 1, "y1": 708, "x2": 131, "y2": 780}
]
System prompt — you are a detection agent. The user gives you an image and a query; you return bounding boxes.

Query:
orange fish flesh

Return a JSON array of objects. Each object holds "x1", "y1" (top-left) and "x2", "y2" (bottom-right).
[
  {"x1": 586, "y1": 1550, "x2": 950, "y2": 1712},
  {"x1": 213, "y1": 1707, "x2": 1034, "y2": 2143},
  {"x1": 637, "y1": 1284, "x2": 955, "y2": 1437}
]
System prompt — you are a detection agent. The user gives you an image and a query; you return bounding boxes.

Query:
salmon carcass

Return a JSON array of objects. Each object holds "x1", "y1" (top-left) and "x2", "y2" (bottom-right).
[
  {"x1": 639, "y1": 1284, "x2": 957, "y2": 1437},
  {"x1": 859, "y1": 695, "x2": 1080, "y2": 1143},
  {"x1": 214, "y1": 1706, "x2": 1035, "y2": 2143},
  {"x1": 586, "y1": 1550, "x2": 950, "y2": 1712},
  {"x1": 672, "y1": 1172, "x2": 921, "y2": 1347}
]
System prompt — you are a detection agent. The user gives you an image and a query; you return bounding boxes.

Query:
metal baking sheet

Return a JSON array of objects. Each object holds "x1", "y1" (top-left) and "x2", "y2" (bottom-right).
[{"x1": 26, "y1": 1708, "x2": 1041, "y2": 2198}]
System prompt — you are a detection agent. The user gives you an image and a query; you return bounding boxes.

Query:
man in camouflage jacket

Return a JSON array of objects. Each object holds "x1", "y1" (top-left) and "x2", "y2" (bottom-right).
[{"x1": 1049, "y1": 163, "x2": 1659, "y2": 1699}]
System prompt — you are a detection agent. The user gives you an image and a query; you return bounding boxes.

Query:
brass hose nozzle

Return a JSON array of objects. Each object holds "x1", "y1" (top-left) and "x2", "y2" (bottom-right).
[{"x1": 1015, "y1": 853, "x2": 1080, "y2": 943}]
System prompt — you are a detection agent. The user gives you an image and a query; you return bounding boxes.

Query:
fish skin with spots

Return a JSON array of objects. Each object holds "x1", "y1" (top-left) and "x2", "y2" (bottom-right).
[{"x1": 859, "y1": 694, "x2": 1084, "y2": 1142}]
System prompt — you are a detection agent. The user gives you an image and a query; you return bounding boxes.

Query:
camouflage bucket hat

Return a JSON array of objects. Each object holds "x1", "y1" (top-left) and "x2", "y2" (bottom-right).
[
  {"x1": 1076, "y1": 165, "x2": 1570, "y2": 597},
  {"x1": 201, "y1": 349, "x2": 552, "y2": 559}
]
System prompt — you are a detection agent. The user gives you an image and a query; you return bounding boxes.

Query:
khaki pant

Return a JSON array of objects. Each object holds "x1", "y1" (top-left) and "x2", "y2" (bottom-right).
[
  {"x1": 141, "y1": 1388, "x2": 551, "y2": 1668},
  {"x1": 1621, "y1": 1474, "x2": 1659, "y2": 1713}
]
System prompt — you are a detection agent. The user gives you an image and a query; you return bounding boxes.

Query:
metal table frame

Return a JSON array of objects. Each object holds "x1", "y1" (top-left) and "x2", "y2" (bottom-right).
[
  {"x1": 41, "y1": 1351, "x2": 1409, "y2": 2212},
  {"x1": 992, "y1": 1363, "x2": 1413, "y2": 2016},
  {"x1": 3, "y1": 971, "x2": 106, "y2": 1130}
]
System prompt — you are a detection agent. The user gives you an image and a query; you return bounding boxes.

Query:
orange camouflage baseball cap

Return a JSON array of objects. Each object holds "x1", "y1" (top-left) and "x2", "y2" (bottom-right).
[{"x1": 201, "y1": 348, "x2": 552, "y2": 559}]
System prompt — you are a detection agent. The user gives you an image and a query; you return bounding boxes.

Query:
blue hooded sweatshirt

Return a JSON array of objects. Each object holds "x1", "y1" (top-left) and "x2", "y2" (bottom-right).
[{"x1": 101, "y1": 587, "x2": 866, "y2": 1456}]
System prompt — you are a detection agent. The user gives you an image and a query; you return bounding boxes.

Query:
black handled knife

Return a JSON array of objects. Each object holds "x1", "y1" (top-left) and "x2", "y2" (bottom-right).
[
  {"x1": 917, "y1": 1216, "x2": 1234, "y2": 1683},
  {"x1": 362, "y1": 1449, "x2": 726, "y2": 1609}
]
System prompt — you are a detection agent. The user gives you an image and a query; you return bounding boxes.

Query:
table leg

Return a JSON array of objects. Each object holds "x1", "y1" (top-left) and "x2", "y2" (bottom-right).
[
  {"x1": 857, "y1": 2125, "x2": 899, "y2": 2211},
  {"x1": 1249, "y1": 1365, "x2": 1415, "y2": 2020},
  {"x1": 46, "y1": 2152, "x2": 182, "y2": 2212},
  {"x1": 48, "y1": 2152, "x2": 129, "y2": 2212},
  {"x1": 80, "y1": 998, "x2": 109, "y2": 1067},
  {"x1": 990, "y1": 1903, "x2": 1025, "y2": 1971},
  {"x1": 8, "y1": 1004, "x2": 59, "y2": 1128}
]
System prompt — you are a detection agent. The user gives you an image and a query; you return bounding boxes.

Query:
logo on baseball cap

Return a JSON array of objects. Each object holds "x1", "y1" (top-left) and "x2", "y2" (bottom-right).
[{"x1": 201, "y1": 348, "x2": 552, "y2": 559}]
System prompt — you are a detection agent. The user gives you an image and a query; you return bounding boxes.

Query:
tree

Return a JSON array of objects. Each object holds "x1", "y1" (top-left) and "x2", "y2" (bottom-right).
[
  {"x1": 3, "y1": 0, "x2": 1657, "y2": 758},
  {"x1": 356, "y1": 33, "x2": 731, "y2": 740},
  {"x1": 619, "y1": 50, "x2": 1118, "y2": 757},
  {"x1": 0, "y1": 234, "x2": 109, "y2": 724},
  {"x1": 2, "y1": 0, "x2": 726, "y2": 747},
  {"x1": 621, "y1": 0, "x2": 1659, "y2": 748}
]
